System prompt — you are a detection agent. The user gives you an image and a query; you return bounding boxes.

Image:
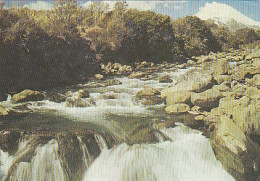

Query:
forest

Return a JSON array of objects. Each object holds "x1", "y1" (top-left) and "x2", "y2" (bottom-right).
[{"x1": 0, "y1": 0, "x2": 259, "y2": 92}]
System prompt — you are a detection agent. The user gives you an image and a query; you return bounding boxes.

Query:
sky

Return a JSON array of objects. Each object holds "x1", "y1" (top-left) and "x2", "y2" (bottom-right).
[{"x1": 2, "y1": 0, "x2": 260, "y2": 22}]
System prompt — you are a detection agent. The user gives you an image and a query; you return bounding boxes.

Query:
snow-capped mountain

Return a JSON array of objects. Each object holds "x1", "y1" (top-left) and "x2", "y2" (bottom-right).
[{"x1": 195, "y1": 2, "x2": 260, "y2": 31}]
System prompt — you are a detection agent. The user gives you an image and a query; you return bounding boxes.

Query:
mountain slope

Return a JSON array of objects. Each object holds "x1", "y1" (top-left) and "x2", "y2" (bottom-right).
[{"x1": 195, "y1": 2, "x2": 260, "y2": 31}]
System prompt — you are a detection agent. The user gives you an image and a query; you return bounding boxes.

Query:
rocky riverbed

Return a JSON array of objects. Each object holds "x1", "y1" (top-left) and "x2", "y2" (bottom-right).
[{"x1": 0, "y1": 47, "x2": 259, "y2": 181}]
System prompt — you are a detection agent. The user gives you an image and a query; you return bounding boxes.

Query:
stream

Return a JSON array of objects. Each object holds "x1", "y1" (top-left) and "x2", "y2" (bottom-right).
[{"x1": 0, "y1": 66, "x2": 235, "y2": 181}]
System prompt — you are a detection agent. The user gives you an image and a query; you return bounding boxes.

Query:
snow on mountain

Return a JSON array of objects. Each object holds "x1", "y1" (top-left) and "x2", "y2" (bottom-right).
[{"x1": 195, "y1": 2, "x2": 260, "y2": 30}]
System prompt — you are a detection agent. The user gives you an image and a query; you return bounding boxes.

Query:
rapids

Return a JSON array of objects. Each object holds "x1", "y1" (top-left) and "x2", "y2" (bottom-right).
[{"x1": 0, "y1": 67, "x2": 235, "y2": 181}]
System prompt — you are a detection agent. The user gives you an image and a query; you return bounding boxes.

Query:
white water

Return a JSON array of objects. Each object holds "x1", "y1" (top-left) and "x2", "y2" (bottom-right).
[
  {"x1": 0, "y1": 139, "x2": 31, "y2": 181},
  {"x1": 82, "y1": 124, "x2": 234, "y2": 181},
  {"x1": 8, "y1": 139, "x2": 66, "y2": 181}
]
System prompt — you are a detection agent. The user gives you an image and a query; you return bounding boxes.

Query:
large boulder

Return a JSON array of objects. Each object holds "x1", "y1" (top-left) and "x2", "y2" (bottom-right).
[
  {"x1": 165, "y1": 103, "x2": 190, "y2": 114},
  {"x1": 161, "y1": 70, "x2": 214, "y2": 98},
  {"x1": 11, "y1": 89, "x2": 44, "y2": 103},
  {"x1": 211, "y1": 115, "x2": 260, "y2": 181},
  {"x1": 166, "y1": 91, "x2": 191, "y2": 106},
  {"x1": 218, "y1": 96, "x2": 259, "y2": 136},
  {"x1": 191, "y1": 88, "x2": 223, "y2": 110}
]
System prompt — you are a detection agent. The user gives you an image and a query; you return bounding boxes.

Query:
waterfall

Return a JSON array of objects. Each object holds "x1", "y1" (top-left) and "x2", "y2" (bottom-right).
[
  {"x1": 94, "y1": 134, "x2": 108, "y2": 151},
  {"x1": 77, "y1": 136, "x2": 92, "y2": 167},
  {"x1": 82, "y1": 124, "x2": 235, "y2": 181},
  {"x1": 8, "y1": 139, "x2": 66, "y2": 181},
  {"x1": 0, "y1": 140, "x2": 32, "y2": 181}
]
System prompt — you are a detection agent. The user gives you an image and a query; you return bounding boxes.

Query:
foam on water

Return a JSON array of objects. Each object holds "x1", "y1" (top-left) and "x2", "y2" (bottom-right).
[
  {"x1": 82, "y1": 123, "x2": 235, "y2": 181},
  {"x1": 8, "y1": 140, "x2": 66, "y2": 181},
  {"x1": 0, "y1": 139, "x2": 31, "y2": 180}
]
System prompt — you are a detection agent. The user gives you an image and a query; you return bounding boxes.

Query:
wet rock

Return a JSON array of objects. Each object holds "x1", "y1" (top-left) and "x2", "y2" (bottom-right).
[
  {"x1": 191, "y1": 88, "x2": 223, "y2": 110},
  {"x1": 95, "y1": 74, "x2": 104, "y2": 80},
  {"x1": 128, "y1": 72, "x2": 147, "y2": 79},
  {"x1": 11, "y1": 89, "x2": 44, "y2": 103},
  {"x1": 159, "y1": 75, "x2": 173, "y2": 83},
  {"x1": 78, "y1": 89, "x2": 90, "y2": 99},
  {"x1": 45, "y1": 92, "x2": 66, "y2": 103},
  {"x1": 66, "y1": 97, "x2": 95, "y2": 107},
  {"x1": 165, "y1": 103, "x2": 190, "y2": 114},
  {"x1": 135, "y1": 88, "x2": 162, "y2": 105},
  {"x1": 0, "y1": 131, "x2": 21, "y2": 155},
  {"x1": 140, "y1": 97, "x2": 164, "y2": 106}
]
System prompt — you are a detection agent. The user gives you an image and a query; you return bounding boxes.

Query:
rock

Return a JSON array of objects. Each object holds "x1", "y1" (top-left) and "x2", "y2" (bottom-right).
[
  {"x1": 45, "y1": 92, "x2": 66, "y2": 103},
  {"x1": 95, "y1": 74, "x2": 104, "y2": 80},
  {"x1": 218, "y1": 96, "x2": 259, "y2": 136},
  {"x1": 65, "y1": 97, "x2": 95, "y2": 107},
  {"x1": 140, "y1": 97, "x2": 164, "y2": 106},
  {"x1": 187, "y1": 60, "x2": 195, "y2": 65},
  {"x1": 113, "y1": 63, "x2": 122, "y2": 70},
  {"x1": 212, "y1": 58, "x2": 230, "y2": 75},
  {"x1": 165, "y1": 103, "x2": 190, "y2": 114},
  {"x1": 11, "y1": 89, "x2": 44, "y2": 103},
  {"x1": 0, "y1": 105, "x2": 8, "y2": 116},
  {"x1": 231, "y1": 84, "x2": 247, "y2": 98},
  {"x1": 246, "y1": 74, "x2": 260, "y2": 87},
  {"x1": 103, "y1": 79, "x2": 122, "y2": 86},
  {"x1": 136, "y1": 88, "x2": 160, "y2": 98},
  {"x1": 211, "y1": 115, "x2": 260, "y2": 181},
  {"x1": 128, "y1": 72, "x2": 147, "y2": 79},
  {"x1": 194, "y1": 115, "x2": 205, "y2": 122},
  {"x1": 78, "y1": 89, "x2": 90, "y2": 99},
  {"x1": 212, "y1": 84, "x2": 230, "y2": 93},
  {"x1": 166, "y1": 91, "x2": 191, "y2": 106},
  {"x1": 244, "y1": 87, "x2": 260, "y2": 99},
  {"x1": 233, "y1": 64, "x2": 259, "y2": 81},
  {"x1": 213, "y1": 74, "x2": 233, "y2": 84},
  {"x1": 245, "y1": 52, "x2": 260, "y2": 60},
  {"x1": 161, "y1": 69, "x2": 214, "y2": 95},
  {"x1": 176, "y1": 64, "x2": 186, "y2": 69},
  {"x1": 159, "y1": 75, "x2": 173, "y2": 83},
  {"x1": 191, "y1": 88, "x2": 223, "y2": 110}
]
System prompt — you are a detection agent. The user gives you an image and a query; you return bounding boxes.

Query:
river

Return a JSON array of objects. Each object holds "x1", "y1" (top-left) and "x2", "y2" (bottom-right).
[{"x1": 0, "y1": 66, "x2": 235, "y2": 181}]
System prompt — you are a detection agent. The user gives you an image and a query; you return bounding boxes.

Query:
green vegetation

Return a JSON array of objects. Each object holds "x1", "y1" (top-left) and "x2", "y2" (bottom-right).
[{"x1": 0, "y1": 1, "x2": 259, "y2": 92}]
